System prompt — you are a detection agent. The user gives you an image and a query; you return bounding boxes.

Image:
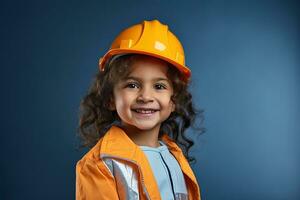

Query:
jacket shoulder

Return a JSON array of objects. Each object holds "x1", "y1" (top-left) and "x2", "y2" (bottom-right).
[
  {"x1": 76, "y1": 137, "x2": 115, "y2": 180},
  {"x1": 76, "y1": 137, "x2": 104, "y2": 172},
  {"x1": 76, "y1": 138, "x2": 120, "y2": 200}
]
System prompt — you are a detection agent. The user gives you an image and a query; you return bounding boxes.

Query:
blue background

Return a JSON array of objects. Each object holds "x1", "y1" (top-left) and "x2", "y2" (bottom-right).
[{"x1": 1, "y1": 0, "x2": 299, "y2": 199}]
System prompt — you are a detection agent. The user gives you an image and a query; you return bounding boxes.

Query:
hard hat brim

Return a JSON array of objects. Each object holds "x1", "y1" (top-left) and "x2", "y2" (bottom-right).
[{"x1": 99, "y1": 49, "x2": 191, "y2": 82}]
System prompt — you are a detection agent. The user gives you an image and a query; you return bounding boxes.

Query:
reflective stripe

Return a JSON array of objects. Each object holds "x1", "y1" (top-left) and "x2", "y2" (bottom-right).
[
  {"x1": 101, "y1": 154, "x2": 188, "y2": 200},
  {"x1": 101, "y1": 154, "x2": 151, "y2": 200}
]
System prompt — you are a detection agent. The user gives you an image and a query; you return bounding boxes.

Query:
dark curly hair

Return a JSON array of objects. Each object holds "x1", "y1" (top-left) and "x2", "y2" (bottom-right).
[{"x1": 77, "y1": 54, "x2": 205, "y2": 163}]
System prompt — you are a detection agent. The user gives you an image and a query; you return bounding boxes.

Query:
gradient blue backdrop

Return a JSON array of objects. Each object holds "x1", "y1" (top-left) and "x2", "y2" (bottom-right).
[{"x1": 1, "y1": 0, "x2": 299, "y2": 199}]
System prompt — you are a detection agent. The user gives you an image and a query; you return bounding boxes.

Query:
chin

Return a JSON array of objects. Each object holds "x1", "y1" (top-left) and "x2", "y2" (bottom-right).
[
  {"x1": 136, "y1": 126, "x2": 157, "y2": 131},
  {"x1": 130, "y1": 122, "x2": 161, "y2": 131}
]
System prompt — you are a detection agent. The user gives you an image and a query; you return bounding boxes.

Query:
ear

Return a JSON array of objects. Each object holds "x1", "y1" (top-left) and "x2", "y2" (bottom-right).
[
  {"x1": 108, "y1": 97, "x2": 116, "y2": 111},
  {"x1": 171, "y1": 100, "x2": 176, "y2": 112}
]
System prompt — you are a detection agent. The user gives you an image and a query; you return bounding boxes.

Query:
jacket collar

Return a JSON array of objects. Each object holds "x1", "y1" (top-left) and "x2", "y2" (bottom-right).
[{"x1": 99, "y1": 125, "x2": 200, "y2": 199}]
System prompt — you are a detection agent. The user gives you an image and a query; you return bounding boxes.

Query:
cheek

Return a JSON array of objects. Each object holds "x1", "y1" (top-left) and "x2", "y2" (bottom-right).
[
  {"x1": 114, "y1": 95, "x2": 126, "y2": 109},
  {"x1": 160, "y1": 95, "x2": 174, "y2": 109},
  {"x1": 114, "y1": 91, "x2": 134, "y2": 108}
]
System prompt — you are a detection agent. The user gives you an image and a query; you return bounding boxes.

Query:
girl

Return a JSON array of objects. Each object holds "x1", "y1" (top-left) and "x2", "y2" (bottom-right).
[{"x1": 76, "y1": 20, "x2": 204, "y2": 200}]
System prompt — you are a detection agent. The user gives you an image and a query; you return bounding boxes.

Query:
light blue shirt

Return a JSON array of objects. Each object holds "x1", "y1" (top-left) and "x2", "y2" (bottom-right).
[{"x1": 139, "y1": 141, "x2": 188, "y2": 199}]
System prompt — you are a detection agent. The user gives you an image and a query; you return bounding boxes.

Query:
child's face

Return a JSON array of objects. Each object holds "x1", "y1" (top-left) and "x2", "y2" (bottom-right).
[{"x1": 111, "y1": 56, "x2": 175, "y2": 132}]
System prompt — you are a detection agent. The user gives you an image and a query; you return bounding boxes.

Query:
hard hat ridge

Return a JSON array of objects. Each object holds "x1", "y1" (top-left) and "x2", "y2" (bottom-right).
[{"x1": 99, "y1": 19, "x2": 191, "y2": 82}]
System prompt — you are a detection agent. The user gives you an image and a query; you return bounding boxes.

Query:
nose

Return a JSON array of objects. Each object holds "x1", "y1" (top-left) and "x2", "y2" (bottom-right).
[{"x1": 136, "y1": 87, "x2": 154, "y2": 103}]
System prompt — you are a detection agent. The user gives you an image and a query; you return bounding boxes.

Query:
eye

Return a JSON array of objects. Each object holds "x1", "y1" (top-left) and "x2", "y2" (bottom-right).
[
  {"x1": 125, "y1": 82, "x2": 139, "y2": 89},
  {"x1": 154, "y1": 83, "x2": 167, "y2": 90}
]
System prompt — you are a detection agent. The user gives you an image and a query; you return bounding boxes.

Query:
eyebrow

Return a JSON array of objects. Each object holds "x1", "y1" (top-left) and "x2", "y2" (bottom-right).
[{"x1": 124, "y1": 76, "x2": 170, "y2": 83}]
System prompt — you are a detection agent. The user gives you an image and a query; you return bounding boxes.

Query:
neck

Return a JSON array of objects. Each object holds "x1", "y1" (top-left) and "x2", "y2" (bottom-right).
[{"x1": 120, "y1": 124, "x2": 161, "y2": 148}]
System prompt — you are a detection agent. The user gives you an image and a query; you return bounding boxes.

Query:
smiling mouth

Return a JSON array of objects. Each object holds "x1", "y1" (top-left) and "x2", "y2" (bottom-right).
[{"x1": 132, "y1": 109, "x2": 158, "y2": 114}]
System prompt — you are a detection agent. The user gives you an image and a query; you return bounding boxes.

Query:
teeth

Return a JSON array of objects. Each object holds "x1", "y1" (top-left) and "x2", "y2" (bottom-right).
[{"x1": 135, "y1": 109, "x2": 156, "y2": 114}]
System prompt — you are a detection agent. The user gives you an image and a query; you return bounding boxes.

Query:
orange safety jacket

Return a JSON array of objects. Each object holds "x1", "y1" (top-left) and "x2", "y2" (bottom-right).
[{"x1": 76, "y1": 125, "x2": 201, "y2": 200}]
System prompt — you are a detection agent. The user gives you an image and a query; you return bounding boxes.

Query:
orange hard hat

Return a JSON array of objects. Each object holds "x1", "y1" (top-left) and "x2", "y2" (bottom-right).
[{"x1": 99, "y1": 19, "x2": 191, "y2": 82}]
